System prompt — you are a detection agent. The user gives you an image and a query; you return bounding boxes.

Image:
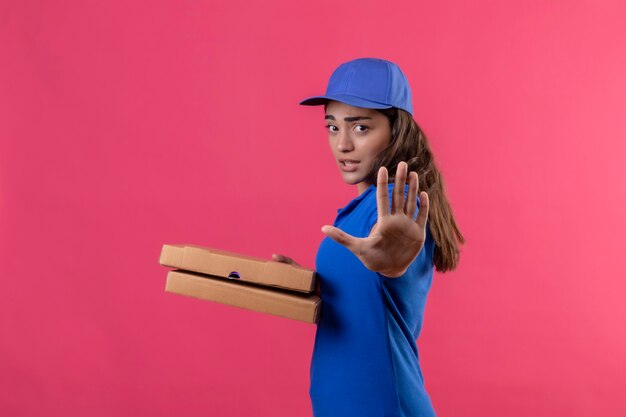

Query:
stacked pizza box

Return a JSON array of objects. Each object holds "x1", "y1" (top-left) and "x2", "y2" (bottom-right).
[{"x1": 159, "y1": 244, "x2": 321, "y2": 323}]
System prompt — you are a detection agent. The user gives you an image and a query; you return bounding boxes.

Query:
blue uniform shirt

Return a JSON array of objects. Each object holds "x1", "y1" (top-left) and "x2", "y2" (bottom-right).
[{"x1": 310, "y1": 182, "x2": 437, "y2": 417}]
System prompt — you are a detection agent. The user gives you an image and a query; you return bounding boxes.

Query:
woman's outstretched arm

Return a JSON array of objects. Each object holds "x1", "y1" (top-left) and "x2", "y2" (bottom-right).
[{"x1": 320, "y1": 161, "x2": 429, "y2": 278}]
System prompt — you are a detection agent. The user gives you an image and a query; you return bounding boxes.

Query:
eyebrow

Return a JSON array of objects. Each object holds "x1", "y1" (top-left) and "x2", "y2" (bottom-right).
[{"x1": 325, "y1": 115, "x2": 373, "y2": 122}]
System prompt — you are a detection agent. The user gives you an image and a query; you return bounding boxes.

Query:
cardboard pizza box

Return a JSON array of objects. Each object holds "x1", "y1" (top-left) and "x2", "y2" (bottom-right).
[
  {"x1": 165, "y1": 269, "x2": 321, "y2": 324},
  {"x1": 159, "y1": 243, "x2": 316, "y2": 293}
]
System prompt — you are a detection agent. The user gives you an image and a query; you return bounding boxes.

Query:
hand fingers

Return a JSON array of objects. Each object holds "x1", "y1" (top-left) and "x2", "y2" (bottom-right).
[
  {"x1": 376, "y1": 166, "x2": 390, "y2": 220},
  {"x1": 272, "y1": 254, "x2": 289, "y2": 263},
  {"x1": 272, "y1": 253, "x2": 295, "y2": 265},
  {"x1": 393, "y1": 161, "x2": 408, "y2": 214},
  {"x1": 321, "y1": 225, "x2": 359, "y2": 253},
  {"x1": 415, "y1": 191, "x2": 430, "y2": 229},
  {"x1": 405, "y1": 171, "x2": 418, "y2": 219}
]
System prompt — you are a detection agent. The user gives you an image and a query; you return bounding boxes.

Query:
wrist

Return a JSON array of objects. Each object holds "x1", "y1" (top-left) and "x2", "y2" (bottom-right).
[{"x1": 378, "y1": 267, "x2": 409, "y2": 279}]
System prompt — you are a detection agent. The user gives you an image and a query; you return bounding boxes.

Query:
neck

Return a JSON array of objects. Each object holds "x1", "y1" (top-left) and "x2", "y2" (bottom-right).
[{"x1": 357, "y1": 181, "x2": 371, "y2": 196}]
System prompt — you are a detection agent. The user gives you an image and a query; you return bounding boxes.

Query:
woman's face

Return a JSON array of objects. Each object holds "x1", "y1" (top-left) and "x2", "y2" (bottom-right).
[{"x1": 324, "y1": 100, "x2": 392, "y2": 195}]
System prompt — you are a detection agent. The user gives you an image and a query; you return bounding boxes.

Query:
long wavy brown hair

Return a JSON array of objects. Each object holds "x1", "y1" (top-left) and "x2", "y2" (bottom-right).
[{"x1": 326, "y1": 103, "x2": 465, "y2": 272}]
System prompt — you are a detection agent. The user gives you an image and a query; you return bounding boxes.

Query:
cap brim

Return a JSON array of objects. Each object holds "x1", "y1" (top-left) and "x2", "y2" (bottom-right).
[{"x1": 299, "y1": 94, "x2": 393, "y2": 110}]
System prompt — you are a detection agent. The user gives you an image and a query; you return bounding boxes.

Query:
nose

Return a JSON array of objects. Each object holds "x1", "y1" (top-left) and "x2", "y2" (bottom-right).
[{"x1": 335, "y1": 130, "x2": 354, "y2": 152}]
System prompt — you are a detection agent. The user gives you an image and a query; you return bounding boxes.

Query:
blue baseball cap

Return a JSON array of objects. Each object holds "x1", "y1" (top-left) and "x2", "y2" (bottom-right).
[{"x1": 299, "y1": 57, "x2": 414, "y2": 116}]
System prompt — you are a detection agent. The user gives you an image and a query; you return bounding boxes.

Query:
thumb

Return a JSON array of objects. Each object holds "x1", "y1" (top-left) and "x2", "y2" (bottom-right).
[
  {"x1": 272, "y1": 253, "x2": 293, "y2": 264},
  {"x1": 321, "y1": 225, "x2": 359, "y2": 252}
]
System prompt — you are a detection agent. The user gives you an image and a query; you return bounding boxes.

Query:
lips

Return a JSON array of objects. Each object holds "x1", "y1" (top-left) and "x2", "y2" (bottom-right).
[
  {"x1": 339, "y1": 159, "x2": 360, "y2": 172},
  {"x1": 339, "y1": 159, "x2": 360, "y2": 166}
]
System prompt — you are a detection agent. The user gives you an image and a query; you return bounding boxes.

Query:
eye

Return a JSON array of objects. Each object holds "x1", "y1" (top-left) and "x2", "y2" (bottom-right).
[
  {"x1": 354, "y1": 124, "x2": 369, "y2": 133},
  {"x1": 325, "y1": 124, "x2": 338, "y2": 133}
]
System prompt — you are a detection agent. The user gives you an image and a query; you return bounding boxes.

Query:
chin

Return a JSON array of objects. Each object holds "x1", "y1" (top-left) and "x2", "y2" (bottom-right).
[
  {"x1": 341, "y1": 176, "x2": 365, "y2": 185},
  {"x1": 338, "y1": 164, "x2": 370, "y2": 185}
]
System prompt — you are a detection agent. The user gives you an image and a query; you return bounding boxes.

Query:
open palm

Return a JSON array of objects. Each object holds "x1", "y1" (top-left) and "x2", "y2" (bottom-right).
[{"x1": 321, "y1": 161, "x2": 429, "y2": 278}]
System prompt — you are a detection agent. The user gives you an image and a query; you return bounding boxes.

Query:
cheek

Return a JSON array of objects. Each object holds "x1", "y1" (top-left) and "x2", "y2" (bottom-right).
[{"x1": 370, "y1": 134, "x2": 391, "y2": 155}]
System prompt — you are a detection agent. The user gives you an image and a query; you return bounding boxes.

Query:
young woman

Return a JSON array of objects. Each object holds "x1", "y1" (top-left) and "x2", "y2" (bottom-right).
[{"x1": 273, "y1": 58, "x2": 464, "y2": 417}]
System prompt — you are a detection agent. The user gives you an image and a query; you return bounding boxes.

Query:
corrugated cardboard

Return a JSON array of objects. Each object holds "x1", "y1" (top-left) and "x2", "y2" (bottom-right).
[
  {"x1": 159, "y1": 243, "x2": 316, "y2": 293},
  {"x1": 165, "y1": 270, "x2": 321, "y2": 323}
]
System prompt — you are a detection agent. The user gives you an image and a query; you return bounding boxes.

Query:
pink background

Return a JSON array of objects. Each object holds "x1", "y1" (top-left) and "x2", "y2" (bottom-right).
[{"x1": 1, "y1": 1, "x2": 625, "y2": 416}]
